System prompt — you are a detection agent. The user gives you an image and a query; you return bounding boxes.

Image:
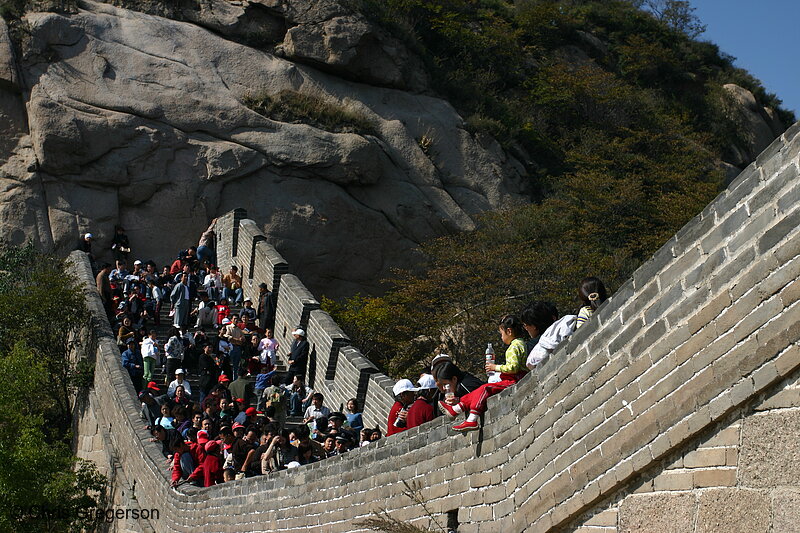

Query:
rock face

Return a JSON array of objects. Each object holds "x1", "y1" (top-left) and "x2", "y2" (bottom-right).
[
  {"x1": 0, "y1": 1, "x2": 525, "y2": 297},
  {"x1": 723, "y1": 83, "x2": 785, "y2": 168}
]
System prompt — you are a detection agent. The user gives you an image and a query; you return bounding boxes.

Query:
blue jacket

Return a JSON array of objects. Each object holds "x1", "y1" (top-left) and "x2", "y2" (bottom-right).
[{"x1": 122, "y1": 348, "x2": 144, "y2": 378}]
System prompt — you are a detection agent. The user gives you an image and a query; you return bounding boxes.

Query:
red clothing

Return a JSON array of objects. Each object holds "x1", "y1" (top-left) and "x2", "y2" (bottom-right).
[
  {"x1": 170, "y1": 259, "x2": 184, "y2": 275},
  {"x1": 171, "y1": 445, "x2": 204, "y2": 484},
  {"x1": 386, "y1": 401, "x2": 408, "y2": 437},
  {"x1": 216, "y1": 305, "x2": 230, "y2": 325},
  {"x1": 202, "y1": 454, "x2": 224, "y2": 487},
  {"x1": 406, "y1": 397, "x2": 434, "y2": 429},
  {"x1": 459, "y1": 378, "x2": 519, "y2": 416}
]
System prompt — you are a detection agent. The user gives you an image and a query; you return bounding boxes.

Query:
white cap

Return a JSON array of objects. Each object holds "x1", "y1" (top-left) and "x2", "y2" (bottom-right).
[
  {"x1": 243, "y1": 297, "x2": 252, "y2": 303},
  {"x1": 85, "y1": 233, "x2": 93, "y2": 239},
  {"x1": 175, "y1": 368, "x2": 185, "y2": 375},
  {"x1": 415, "y1": 373, "x2": 437, "y2": 390},
  {"x1": 392, "y1": 379, "x2": 416, "y2": 396},
  {"x1": 133, "y1": 259, "x2": 142, "y2": 265},
  {"x1": 221, "y1": 318, "x2": 231, "y2": 325},
  {"x1": 292, "y1": 328, "x2": 305, "y2": 336}
]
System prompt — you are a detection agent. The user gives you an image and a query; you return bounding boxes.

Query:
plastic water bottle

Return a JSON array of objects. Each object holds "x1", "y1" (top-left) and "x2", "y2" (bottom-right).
[
  {"x1": 393, "y1": 406, "x2": 409, "y2": 428},
  {"x1": 485, "y1": 343, "x2": 495, "y2": 365},
  {"x1": 445, "y1": 384, "x2": 454, "y2": 401}
]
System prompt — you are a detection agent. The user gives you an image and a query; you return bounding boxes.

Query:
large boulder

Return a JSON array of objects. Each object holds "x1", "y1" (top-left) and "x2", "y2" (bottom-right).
[
  {"x1": 101, "y1": 0, "x2": 427, "y2": 92},
  {"x1": 0, "y1": 0, "x2": 526, "y2": 298},
  {"x1": 723, "y1": 83, "x2": 784, "y2": 166}
]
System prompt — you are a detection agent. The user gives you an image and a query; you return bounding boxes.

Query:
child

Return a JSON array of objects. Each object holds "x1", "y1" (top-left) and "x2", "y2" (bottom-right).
[
  {"x1": 524, "y1": 302, "x2": 575, "y2": 370},
  {"x1": 258, "y1": 329, "x2": 279, "y2": 367},
  {"x1": 575, "y1": 277, "x2": 607, "y2": 329},
  {"x1": 440, "y1": 315, "x2": 528, "y2": 432}
]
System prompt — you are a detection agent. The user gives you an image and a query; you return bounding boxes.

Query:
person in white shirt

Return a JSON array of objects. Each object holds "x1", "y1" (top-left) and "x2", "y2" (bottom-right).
[
  {"x1": 203, "y1": 266, "x2": 223, "y2": 301},
  {"x1": 526, "y1": 315, "x2": 576, "y2": 370},
  {"x1": 303, "y1": 393, "x2": 331, "y2": 431},
  {"x1": 257, "y1": 329, "x2": 279, "y2": 366},
  {"x1": 168, "y1": 368, "x2": 192, "y2": 398},
  {"x1": 141, "y1": 330, "x2": 159, "y2": 382}
]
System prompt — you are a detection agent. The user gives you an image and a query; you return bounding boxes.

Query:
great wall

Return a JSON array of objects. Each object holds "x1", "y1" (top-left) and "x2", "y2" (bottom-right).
[{"x1": 72, "y1": 121, "x2": 800, "y2": 532}]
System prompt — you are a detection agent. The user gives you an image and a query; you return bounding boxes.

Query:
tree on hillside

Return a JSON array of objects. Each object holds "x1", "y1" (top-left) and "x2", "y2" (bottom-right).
[
  {"x1": 0, "y1": 244, "x2": 106, "y2": 532},
  {"x1": 631, "y1": 0, "x2": 706, "y2": 38}
]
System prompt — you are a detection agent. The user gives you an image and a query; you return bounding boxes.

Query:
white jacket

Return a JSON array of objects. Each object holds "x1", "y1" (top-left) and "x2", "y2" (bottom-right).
[{"x1": 526, "y1": 315, "x2": 577, "y2": 370}]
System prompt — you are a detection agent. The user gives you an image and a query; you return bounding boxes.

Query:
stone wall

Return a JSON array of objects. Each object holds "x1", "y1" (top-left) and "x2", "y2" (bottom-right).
[{"x1": 70, "y1": 121, "x2": 800, "y2": 531}]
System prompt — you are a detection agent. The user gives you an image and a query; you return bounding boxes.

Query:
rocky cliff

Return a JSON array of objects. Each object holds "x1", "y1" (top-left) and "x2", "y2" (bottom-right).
[
  {"x1": 0, "y1": 0, "x2": 784, "y2": 297},
  {"x1": 0, "y1": 0, "x2": 528, "y2": 297}
]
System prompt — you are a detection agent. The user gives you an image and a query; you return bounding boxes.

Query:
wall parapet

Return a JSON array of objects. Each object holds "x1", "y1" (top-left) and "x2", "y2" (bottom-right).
[{"x1": 71, "y1": 120, "x2": 800, "y2": 532}]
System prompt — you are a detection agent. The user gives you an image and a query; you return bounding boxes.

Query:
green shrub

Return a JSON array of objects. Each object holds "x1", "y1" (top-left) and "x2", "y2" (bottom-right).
[{"x1": 243, "y1": 90, "x2": 379, "y2": 137}]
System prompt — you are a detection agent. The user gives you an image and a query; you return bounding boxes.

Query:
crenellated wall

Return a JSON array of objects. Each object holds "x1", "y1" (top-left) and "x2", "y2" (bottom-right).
[{"x1": 72, "y1": 121, "x2": 800, "y2": 532}]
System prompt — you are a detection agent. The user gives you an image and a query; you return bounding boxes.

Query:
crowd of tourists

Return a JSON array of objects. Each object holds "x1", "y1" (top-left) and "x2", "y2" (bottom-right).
[
  {"x1": 84, "y1": 224, "x2": 605, "y2": 487},
  {"x1": 87, "y1": 222, "x2": 381, "y2": 487}
]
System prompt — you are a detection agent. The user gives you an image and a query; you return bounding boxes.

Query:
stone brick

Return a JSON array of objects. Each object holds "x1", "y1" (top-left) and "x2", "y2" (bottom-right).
[
  {"x1": 748, "y1": 164, "x2": 796, "y2": 215},
  {"x1": 740, "y1": 410, "x2": 800, "y2": 488},
  {"x1": 687, "y1": 291, "x2": 731, "y2": 335},
  {"x1": 584, "y1": 509, "x2": 617, "y2": 527},
  {"x1": 652, "y1": 470, "x2": 693, "y2": 491},
  {"x1": 758, "y1": 208, "x2": 800, "y2": 255},
  {"x1": 683, "y1": 448, "x2": 727, "y2": 468},
  {"x1": 696, "y1": 488, "x2": 769, "y2": 533},
  {"x1": 700, "y1": 204, "x2": 748, "y2": 254},
  {"x1": 658, "y1": 246, "x2": 701, "y2": 290},
  {"x1": 692, "y1": 468, "x2": 736, "y2": 488},
  {"x1": 701, "y1": 425, "x2": 740, "y2": 448},
  {"x1": 618, "y1": 493, "x2": 696, "y2": 533},
  {"x1": 772, "y1": 489, "x2": 800, "y2": 533},
  {"x1": 644, "y1": 284, "x2": 684, "y2": 325}
]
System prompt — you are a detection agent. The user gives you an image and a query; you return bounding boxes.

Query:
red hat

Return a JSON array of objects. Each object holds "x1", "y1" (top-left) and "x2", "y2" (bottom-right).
[
  {"x1": 146, "y1": 381, "x2": 161, "y2": 392},
  {"x1": 245, "y1": 407, "x2": 257, "y2": 417},
  {"x1": 218, "y1": 375, "x2": 231, "y2": 383},
  {"x1": 232, "y1": 422, "x2": 245, "y2": 430},
  {"x1": 234, "y1": 398, "x2": 245, "y2": 404},
  {"x1": 197, "y1": 430, "x2": 210, "y2": 445}
]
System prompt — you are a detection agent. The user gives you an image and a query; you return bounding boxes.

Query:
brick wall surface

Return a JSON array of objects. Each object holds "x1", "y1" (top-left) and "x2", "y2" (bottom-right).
[{"x1": 70, "y1": 121, "x2": 800, "y2": 532}]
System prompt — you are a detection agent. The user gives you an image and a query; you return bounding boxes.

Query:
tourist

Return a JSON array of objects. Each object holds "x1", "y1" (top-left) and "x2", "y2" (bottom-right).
[
  {"x1": 222, "y1": 265, "x2": 243, "y2": 305},
  {"x1": 284, "y1": 328, "x2": 309, "y2": 385},
  {"x1": 168, "y1": 368, "x2": 192, "y2": 398},
  {"x1": 303, "y1": 393, "x2": 331, "y2": 431},
  {"x1": 406, "y1": 374, "x2": 438, "y2": 429},
  {"x1": 440, "y1": 315, "x2": 529, "y2": 432},
  {"x1": 576, "y1": 276, "x2": 608, "y2": 329},
  {"x1": 121, "y1": 338, "x2": 144, "y2": 392},
  {"x1": 387, "y1": 379, "x2": 415, "y2": 436}
]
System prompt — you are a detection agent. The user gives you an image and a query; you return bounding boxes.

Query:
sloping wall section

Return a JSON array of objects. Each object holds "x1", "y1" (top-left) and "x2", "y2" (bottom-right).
[{"x1": 72, "y1": 121, "x2": 800, "y2": 532}]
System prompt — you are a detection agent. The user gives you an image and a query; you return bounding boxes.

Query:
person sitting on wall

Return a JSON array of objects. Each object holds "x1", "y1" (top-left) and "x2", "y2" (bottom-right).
[
  {"x1": 525, "y1": 310, "x2": 577, "y2": 370},
  {"x1": 432, "y1": 359, "x2": 486, "y2": 416},
  {"x1": 439, "y1": 315, "x2": 530, "y2": 432},
  {"x1": 197, "y1": 218, "x2": 217, "y2": 265}
]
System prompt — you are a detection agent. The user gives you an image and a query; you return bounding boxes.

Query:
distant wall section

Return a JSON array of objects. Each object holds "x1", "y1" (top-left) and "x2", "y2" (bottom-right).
[{"x1": 214, "y1": 210, "x2": 396, "y2": 421}]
